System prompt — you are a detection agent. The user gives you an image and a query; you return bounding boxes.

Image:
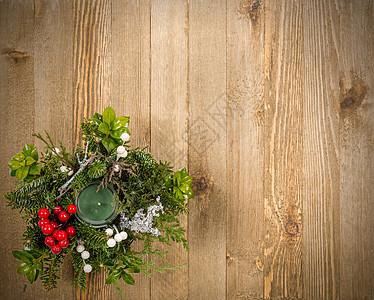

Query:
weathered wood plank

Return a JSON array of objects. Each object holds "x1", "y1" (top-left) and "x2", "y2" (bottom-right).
[
  {"x1": 0, "y1": 0, "x2": 37, "y2": 299},
  {"x1": 302, "y1": 1, "x2": 341, "y2": 299},
  {"x1": 112, "y1": 0, "x2": 151, "y2": 298},
  {"x1": 188, "y1": 0, "x2": 226, "y2": 299},
  {"x1": 333, "y1": 1, "x2": 374, "y2": 299},
  {"x1": 33, "y1": 0, "x2": 76, "y2": 298},
  {"x1": 72, "y1": 1, "x2": 113, "y2": 299},
  {"x1": 150, "y1": 0, "x2": 189, "y2": 299},
  {"x1": 263, "y1": 0, "x2": 304, "y2": 298},
  {"x1": 226, "y1": 0, "x2": 265, "y2": 299}
]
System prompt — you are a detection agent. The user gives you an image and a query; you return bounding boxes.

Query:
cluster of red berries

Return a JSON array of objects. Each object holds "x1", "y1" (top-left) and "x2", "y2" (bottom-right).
[{"x1": 38, "y1": 204, "x2": 77, "y2": 254}]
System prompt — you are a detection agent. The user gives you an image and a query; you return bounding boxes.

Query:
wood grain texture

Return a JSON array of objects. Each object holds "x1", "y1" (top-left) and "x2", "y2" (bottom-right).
[
  {"x1": 72, "y1": 1, "x2": 113, "y2": 299},
  {"x1": 226, "y1": 0, "x2": 265, "y2": 299},
  {"x1": 0, "y1": 1, "x2": 36, "y2": 299},
  {"x1": 263, "y1": 1, "x2": 304, "y2": 298},
  {"x1": 188, "y1": 0, "x2": 227, "y2": 299},
  {"x1": 150, "y1": 0, "x2": 189, "y2": 299},
  {"x1": 112, "y1": 0, "x2": 151, "y2": 298},
  {"x1": 302, "y1": 1, "x2": 341, "y2": 299},
  {"x1": 333, "y1": 1, "x2": 374, "y2": 299}
]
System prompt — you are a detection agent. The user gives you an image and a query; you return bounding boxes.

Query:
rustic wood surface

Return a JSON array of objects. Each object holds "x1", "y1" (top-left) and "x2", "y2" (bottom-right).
[{"x1": 0, "y1": 0, "x2": 373, "y2": 299}]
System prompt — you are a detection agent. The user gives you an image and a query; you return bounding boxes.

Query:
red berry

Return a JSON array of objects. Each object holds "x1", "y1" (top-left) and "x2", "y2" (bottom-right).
[
  {"x1": 58, "y1": 211, "x2": 69, "y2": 222},
  {"x1": 38, "y1": 218, "x2": 50, "y2": 228},
  {"x1": 67, "y1": 204, "x2": 77, "y2": 214},
  {"x1": 45, "y1": 236, "x2": 55, "y2": 247},
  {"x1": 53, "y1": 206, "x2": 63, "y2": 216},
  {"x1": 41, "y1": 224, "x2": 54, "y2": 235},
  {"x1": 51, "y1": 222, "x2": 59, "y2": 229},
  {"x1": 66, "y1": 226, "x2": 76, "y2": 237},
  {"x1": 53, "y1": 230, "x2": 60, "y2": 239},
  {"x1": 55, "y1": 230, "x2": 68, "y2": 241},
  {"x1": 59, "y1": 239, "x2": 69, "y2": 248},
  {"x1": 38, "y1": 208, "x2": 50, "y2": 219},
  {"x1": 51, "y1": 244, "x2": 61, "y2": 254}
]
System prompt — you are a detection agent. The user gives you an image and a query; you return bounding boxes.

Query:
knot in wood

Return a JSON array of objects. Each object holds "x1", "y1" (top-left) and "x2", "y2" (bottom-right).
[
  {"x1": 285, "y1": 221, "x2": 299, "y2": 236},
  {"x1": 340, "y1": 97, "x2": 355, "y2": 109},
  {"x1": 193, "y1": 177, "x2": 208, "y2": 192}
]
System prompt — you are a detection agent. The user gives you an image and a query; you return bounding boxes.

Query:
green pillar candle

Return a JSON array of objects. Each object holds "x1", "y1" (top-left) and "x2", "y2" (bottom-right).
[{"x1": 75, "y1": 182, "x2": 117, "y2": 228}]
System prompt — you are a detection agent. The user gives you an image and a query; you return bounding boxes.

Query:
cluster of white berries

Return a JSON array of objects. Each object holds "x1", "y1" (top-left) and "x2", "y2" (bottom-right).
[
  {"x1": 54, "y1": 148, "x2": 74, "y2": 176},
  {"x1": 116, "y1": 132, "x2": 130, "y2": 160},
  {"x1": 105, "y1": 225, "x2": 128, "y2": 248},
  {"x1": 76, "y1": 240, "x2": 92, "y2": 273},
  {"x1": 120, "y1": 197, "x2": 163, "y2": 237}
]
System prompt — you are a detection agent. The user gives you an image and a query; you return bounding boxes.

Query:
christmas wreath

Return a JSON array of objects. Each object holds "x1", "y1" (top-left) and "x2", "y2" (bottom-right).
[{"x1": 5, "y1": 107, "x2": 193, "y2": 295}]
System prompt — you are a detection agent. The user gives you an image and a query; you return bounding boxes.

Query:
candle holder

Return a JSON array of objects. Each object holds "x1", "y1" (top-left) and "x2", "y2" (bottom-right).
[{"x1": 75, "y1": 181, "x2": 118, "y2": 228}]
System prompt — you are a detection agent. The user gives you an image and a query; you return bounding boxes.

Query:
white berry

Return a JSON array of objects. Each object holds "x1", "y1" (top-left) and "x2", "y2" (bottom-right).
[
  {"x1": 117, "y1": 146, "x2": 126, "y2": 154},
  {"x1": 114, "y1": 233, "x2": 122, "y2": 242},
  {"x1": 83, "y1": 264, "x2": 92, "y2": 273},
  {"x1": 119, "y1": 231, "x2": 128, "y2": 240},
  {"x1": 68, "y1": 170, "x2": 74, "y2": 176},
  {"x1": 54, "y1": 148, "x2": 60, "y2": 154},
  {"x1": 120, "y1": 132, "x2": 130, "y2": 142},
  {"x1": 60, "y1": 165, "x2": 69, "y2": 173},
  {"x1": 76, "y1": 245, "x2": 85, "y2": 253},
  {"x1": 81, "y1": 251, "x2": 90, "y2": 259},
  {"x1": 107, "y1": 238, "x2": 116, "y2": 248},
  {"x1": 113, "y1": 164, "x2": 120, "y2": 172},
  {"x1": 105, "y1": 228, "x2": 114, "y2": 236},
  {"x1": 118, "y1": 150, "x2": 128, "y2": 158}
]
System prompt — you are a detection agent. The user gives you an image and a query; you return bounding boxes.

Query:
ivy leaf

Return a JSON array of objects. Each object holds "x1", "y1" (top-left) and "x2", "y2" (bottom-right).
[
  {"x1": 102, "y1": 137, "x2": 116, "y2": 152},
  {"x1": 121, "y1": 272, "x2": 135, "y2": 285},
  {"x1": 16, "y1": 166, "x2": 29, "y2": 181},
  {"x1": 25, "y1": 156, "x2": 36, "y2": 166},
  {"x1": 29, "y1": 163, "x2": 41, "y2": 175},
  {"x1": 111, "y1": 116, "x2": 129, "y2": 131},
  {"x1": 23, "y1": 144, "x2": 38, "y2": 160},
  {"x1": 103, "y1": 107, "x2": 116, "y2": 124},
  {"x1": 98, "y1": 122, "x2": 111, "y2": 135},
  {"x1": 17, "y1": 262, "x2": 31, "y2": 275}
]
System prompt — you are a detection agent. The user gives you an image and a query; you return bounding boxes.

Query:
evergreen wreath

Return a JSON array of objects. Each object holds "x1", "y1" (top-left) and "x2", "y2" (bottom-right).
[{"x1": 5, "y1": 107, "x2": 193, "y2": 295}]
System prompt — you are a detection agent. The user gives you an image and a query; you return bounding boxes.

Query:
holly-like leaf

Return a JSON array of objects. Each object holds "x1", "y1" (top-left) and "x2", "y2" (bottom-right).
[
  {"x1": 13, "y1": 152, "x2": 25, "y2": 162},
  {"x1": 180, "y1": 184, "x2": 194, "y2": 199},
  {"x1": 23, "y1": 144, "x2": 38, "y2": 160},
  {"x1": 29, "y1": 163, "x2": 41, "y2": 175},
  {"x1": 121, "y1": 272, "x2": 135, "y2": 285},
  {"x1": 180, "y1": 176, "x2": 193, "y2": 185},
  {"x1": 103, "y1": 106, "x2": 116, "y2": 124},
  {"x1": 111, "y1": 116, "x2": 129, "y2": 131},
  {"x1": 178, "y1": 168, "x2": 188, "y2": 178},
  {"x1": 25, "y1": 156, "x2": 36, "y2": 166},
  {"x1": 16, "y1": 166, "x2": 29, "y2": 181},
  {"x1": 98, "y1": 122, "x2": 111, "y2": 135},
  {"x1": 102, "y1": 137, "x2": 116, "y2": 152}
]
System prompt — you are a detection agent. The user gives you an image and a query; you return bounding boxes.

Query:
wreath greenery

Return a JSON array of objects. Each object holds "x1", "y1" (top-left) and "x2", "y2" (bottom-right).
[{"x1": 5, "y1": 107, "x2": 193, "y2": 295}]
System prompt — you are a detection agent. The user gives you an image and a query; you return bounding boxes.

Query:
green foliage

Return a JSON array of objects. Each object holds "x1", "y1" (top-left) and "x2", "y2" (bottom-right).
[
  {"x1": 5, "y1": 106, "x2": 194, "y2": 296},
  {"x1": 8, "y1": 144, "x2": 41, "y2": 181}
]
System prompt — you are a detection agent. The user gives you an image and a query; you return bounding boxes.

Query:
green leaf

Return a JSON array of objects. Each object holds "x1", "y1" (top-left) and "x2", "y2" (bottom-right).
[
  {"x1": 103, "y1": 107, "x2": 116, "y2": 124},
  {"x1": 23, "y1": 144, "x2": 38, "y2": 160},
  {"x1": 111, "y1": 116, "x2": 129, "y2": 131},
  {"x1": 10, "y1": 169, "x2": 16, "y2": 176},
  {"x1": 12, "y1": 251, "x2": 34, "y2": 263},
  {"x1": 8, "y1": 160, "x2": 21, "y2": 170},
  {"x1": 178, "y1": 168, "x2": 188, "y2": 178},
  {"x1": 121, "y1": 272, "x2": 135, "y2": 285},
  {"x1": 98, "y1": 121, "x2": 111, "y2": 135},
  {"x1": 106, "y1": 270, "x2": 121, "y2": 284},
  {"x1": 180, "y1": 176, "x2": 193, "y2": 185},
  {"x1": 102, "y1": 137, "x2": 116, "y2": 152},
  {"x1": 110, "y1": 127, "x2": 126, "y2": 139},
  {"x1": 26, "y1": 268, "x2": 37, "y2": 283},
  {"x1": 88, "y1": 112, "x2": 103, "y2": 123},
  {"x1": 17, "y1": 262, "x2": 31, "y2": 275},
  {"x1": 16, "y1": 166, "x2": 29, "y2": 181},
  {"x1": 25, "y1": 156, "x2": 36, "y2": 166},
  {"x1": 180, "y1": 184, "x2": 194, "y2": 198},
  {"x1": 13, "y1": 152, "x2": 25, "y2": 162},
  {"x1": 29, "y1": 163, "x2": 41, "y2": 175}
]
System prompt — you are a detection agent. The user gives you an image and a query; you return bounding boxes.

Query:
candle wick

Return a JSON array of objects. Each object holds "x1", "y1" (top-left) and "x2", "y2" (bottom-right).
[{"x1": 98, "y1": 202, "x2": 101, "y2": 206}]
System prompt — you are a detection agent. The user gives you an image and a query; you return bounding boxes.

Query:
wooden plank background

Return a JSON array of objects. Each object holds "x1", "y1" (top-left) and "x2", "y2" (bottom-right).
[{"x1": 0, "y1": 0, "x2": 373, "y2": 299}]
